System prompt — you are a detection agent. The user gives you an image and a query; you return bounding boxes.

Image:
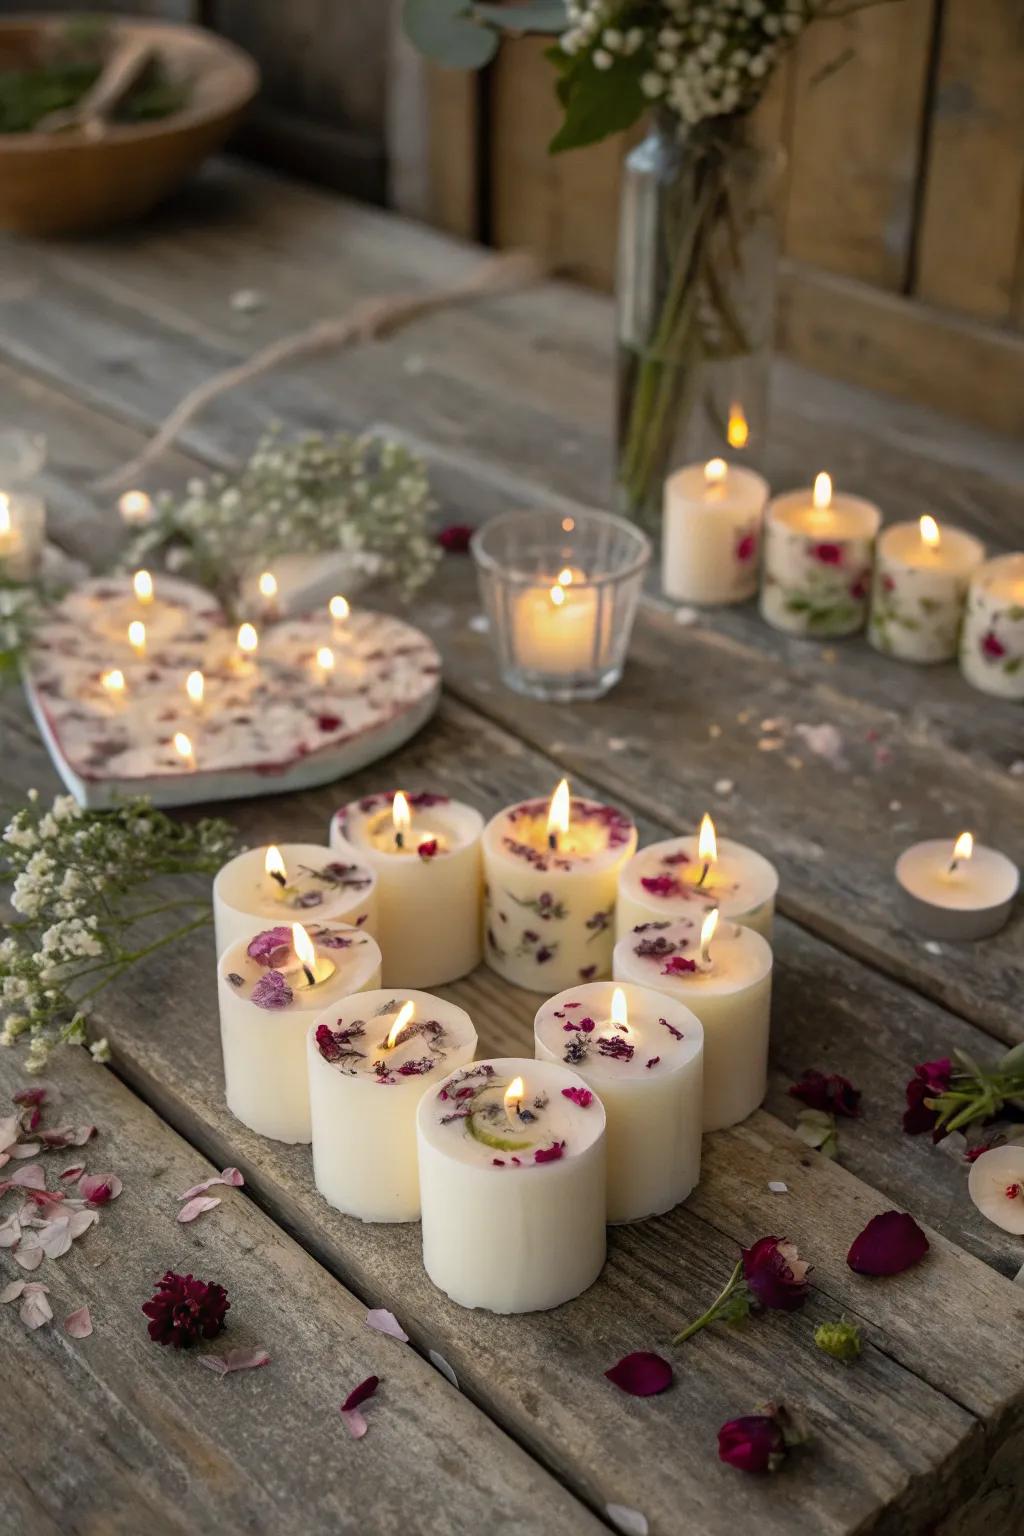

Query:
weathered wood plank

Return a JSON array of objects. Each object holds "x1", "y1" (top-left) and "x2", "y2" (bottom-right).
[{"x1": 0, "y1": 986, "x2": 600, "y2": 1535}]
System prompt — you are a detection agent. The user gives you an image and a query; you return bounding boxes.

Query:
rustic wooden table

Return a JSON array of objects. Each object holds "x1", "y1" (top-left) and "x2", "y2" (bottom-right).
[{"x1": 2, "y1": 160, "x2": 1023, "y2": 1536}]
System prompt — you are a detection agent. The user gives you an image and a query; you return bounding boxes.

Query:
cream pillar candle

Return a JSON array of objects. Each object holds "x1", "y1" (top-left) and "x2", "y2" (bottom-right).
[
  {"x1": 417, "y1": 1056, "x2": 607, "y2": 1313},
  {"x1": 0, "y1": 490, "x2": 45, "y2": 582},
  {"x1": 482, "y1": 780, "x2": 637, "y2": 991},
  {"x1": 662, "y1": 458, "x2": 768, "y2": 605},
  {"x1": 534, "y1": 981, "x2": 703, "y2": 1223},
  {"x1": 869, "y1": 515, "x2": 985, "y2": 663},
  {"x1": 330, "y1": 791, "x2": 483, "y2": 987},
  {"x1": 760, "y1": 473, "x2": 881, "y2": 637},
  {"x1": 308, "y1": 989, "x2": 476, "y2": 1222},
  {"x1": 613, "y1": 911, "x2": 773, "y2": 1132},
  {"x1": 217, "y1": 920, "x2": 382, "y2": 1143},
  {"x1": 213, "y1": 842, "x2": 377, "y2": 956},
  {"x1": 616, "y1": 815, "x2": 778, "y2": 940},
  {"x1": 895, "y1": 832, "x2": 1018, "y2": 941},
  {"x1": 959, "y1": 553, "x2": 1024, "y2": 700}
]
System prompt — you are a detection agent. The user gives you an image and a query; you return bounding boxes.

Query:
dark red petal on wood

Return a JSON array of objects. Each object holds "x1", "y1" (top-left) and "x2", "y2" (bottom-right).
[
  {"x1": 847, "y1": 1212, "x2": 929, "y2": 1276},
  {"x1": 604, "y1": 1351, "x2": 673, "y2": 1397},
  {"x1": 341, "y1": 1374, "x2": 379, "y2": 1412}
]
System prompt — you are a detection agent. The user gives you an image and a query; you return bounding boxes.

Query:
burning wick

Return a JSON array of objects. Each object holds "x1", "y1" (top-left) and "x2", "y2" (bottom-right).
[
  {"x1": 813, "y1": 472, "x2": 832, "y2": 510},
  {"x1": 265, "y1": 845, "x2": 288, "y2": 890},
  {"x1": 118, "y1": 490, "x2": 153, "y2": 526},
  {"x1": 316, "y1": 645, "x2": 335, "y2": 681},
  {"x1": 392, "y1": 790, "x2": 410, "y2": 850},
  {"x1": 386, "y1": 1000, "x2": 415, "y2": 1050},
  {"x1": 727, "y1": 403, "x2": 749, "y2": 450},
  {"x1": 696, "y1": 812, "x2": 717, "y2": 887},
  {"x1": 549, "y1": 583, "x2": 566, "y2": 610},
  {"x1": 101, "y1": 668, "x2": 125, "y2": 700},
  {"x1": 329, "y1": 594, "x2": 350, "y2": 624},
  {"x1": 610, "y1": 986, "x2": 629, "y2": 1034},
  {"x1": 237, "y1": 622, "x2": 258, "y2": 662},
  {"x1": 504, "y1": 1075, "x2": 525, "y2": 1120},
  {"x1": 128, "y1": 620, "x2": 146, "y2": 657},
  {"x1": 292, "y1": 922, "x2": 318, "y2": 988},
  {"x1": 556, "y1": 566, "x2": 574, "y2": 587},
  {"x1": 185, "y1": 670, "x2": 204, "y2": 710},
  {"x1": 173, "y1": 732, "x2": 195, "y2": 770},
  {"x1": 704, "y1": 457, "x2": 727, "y2": 488},
  {"x1": 948, "y1": 830, "x2": 973, "y2": 875},
  {"x1": 133, "y1": 570, "x2": 154, "y2": 606},
  {"x1": 920, "y1": 514, "x2": 940, "y2": 551},
  {"x1": 258, "y1": 570, "x2": 278, "y2": 601},
  {"x1": 547, "y1": 778, "x2": 570, "y2": 852},
  {"x1": 700, "y1": 907, "x2": 720, "y2": 965}
]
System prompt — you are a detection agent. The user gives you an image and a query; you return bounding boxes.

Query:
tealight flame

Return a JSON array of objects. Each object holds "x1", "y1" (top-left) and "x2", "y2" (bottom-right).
[
  {"x1": 128, "y1": 620, "x2": 146, "y2": 656},
  {"x1": 549, "y1": 583, "x2": 566, "y2": 607},
  {"x1": 185, "y1": 669, "x2": 204, "y2": 707},
  {"x1": 610, "y1": 986, "x2": 629, "y2": 1032},
  {"x1": 920, "y1": 514, "x2": 940, "y2": 550},
  {"x1": 697, "y1": 813, "x2": 717, "y2": 865},
  {"x1": 561, "y1": 517, "x2": 575, "y2": 533},
  {"x1": 813, "y1": 472, "x2": 832, "y2": 510},
  {"x1": 704, "y1": 457, "x2": 727, "y2": 485},
  {"x1": 387, "y1": 1000, "x2": 415, "y2": 1050},
  {"x1": 504, "y1": 1076, "x2": 525, "y2": 1115},
  {"x1": 557, "y1": 567, "x2": 574, "y2": 587},
  {"x1": 700, "y1": 906, "x2": 720, "y2": 963},
  {"x1": 0, "y1": 494, "x2": 10, "y2": 536},
  {"x1": 133, "y1": 569, "x2": 153, "y2": 605},
  {"x1": 316, "y1": 645, "x2": 335, "y2": 675},
  {"x1": 292, "y1": 922, "x2": 316, "y2": 983},
  {"x1": 101, "y1": 668, "x2": 125, "y2": 698},
  {"x1": 547, "y1": 778, "x2": 571, "y2": 848},
  {"x1": 258, "y1": 570, "x2": 278, "y2": 600},
  {"x1": 392, "y1": 790, "x2": 411, "y2": 848},
  {"x1": 950, "y1": 830, "x2": 974, "y2": 872},
  {"x1": 118, "y1": 490, "x2": 153, "y2": 526},
  {"x1": 329, "y1": 594, "x2": 350, "y2": 623},
  {"x1": 727, "y1": 403, "x2": 749, "y2": 450},
  {"x1": 173, "y1": 731, "x2": 194, "y2": 767},
  {"x1": 237, "y1": 622, "x2": 258, "y2": 655},
  {"x1": 264, "y1": 845, "x2": 287, "y2": 886}
]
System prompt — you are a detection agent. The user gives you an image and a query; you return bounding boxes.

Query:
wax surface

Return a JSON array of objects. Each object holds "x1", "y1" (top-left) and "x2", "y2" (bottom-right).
[
  {"x1": 214, "y1": 842, "x2": 377, "y2": 956},
  {"x1": 662, "y1": 462, "x2": 767, "y2": 606},
  {"x1": 617, "y1": 834, "x2": 777, "y2": 940},
  {"x1": 895, "y1": 842, "x2": 1018, "y2": 911}
]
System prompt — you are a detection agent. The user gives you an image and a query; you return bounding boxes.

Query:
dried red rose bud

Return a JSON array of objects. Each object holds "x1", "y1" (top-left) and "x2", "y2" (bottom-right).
[
  {"x1": 742, "y1": 1236, "x2": 810, "y2": 1312},
  {"x1": 142, "y1": 1271, "x2": 229, "y2": 1348},
  {"x1": 437, "y1": 523, "x2": 473, "y2": 554},
  {"x1": 847, "y1": 1212, "x2": 929, "y2": 1276},
  {"x1": 717, "y1": 1413, "x2": 786, "y2": 1473},
  {"x1": 789, "y1": 1069, "x2": 861, "y2": 1119}
]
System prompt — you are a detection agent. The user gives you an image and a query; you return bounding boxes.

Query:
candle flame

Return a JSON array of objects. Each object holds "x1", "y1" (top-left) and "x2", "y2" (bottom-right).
[
  {"x1": 101, "y1": 668, "x2": 124, "y2": 697},
  {"x1": 549, "y1": 583, "x2": 566, "y2": 608},
  {"x1": 952, "y1": 831, "x2": 974, "y2": 865},
  {"x1": 185, "y1": 670, "x2": 204, "y2": 707},
  {"x1": 128, "y1": 620, "x2": 146, "y2": 656},
  {"x1": 386, "y1": 1000, "x2": 415, "y2": 1049},
  {"x1": 919, "y1": 515, "x2": 940, "y2": 550},
  {"x1": 547, "y1": 778, "x2": 571, "y2": 844},
  {"x1": 118, "y1": 490, "x2": 153, "y2": 526},
  {"x1": 610, "y1": 986, "x2": 629, "y2": 1031},
  {"x1": 727, "y1": 404, "x2": 749, "y2": 450},
  {"x1": 812, "y1": 472, "x2": 832, "y2": 510},
  {"x1": 258, "y1": 570, "x2": 278, "y2": 600},
  {"x1": 504, "y1": 1076, "x2": 525, "y2": 1115},
  {"x1": 392, "y1": 791, "x2": 411, "y2": 842},
  {"x1": 697, "y1": 813, "x2": 718, "y2": 865},
  {"x1": 704, "y1": 457, "x2": 727, "y2": 486},
  {"x1": 700, "y1": 907, "x2": 720, "y2": 963},
  {"x1": 133, "y1": 570, "x2": 154, "y2": 605},
  {"x1": 556, "y1": 567, "x2": 574, "y2": 587},
  {"x1": 291, "y1": 922, "x2": 315, "y2": 974},
  {"x1": 561, "y1": 517, "x2": 575, "y2": 533},
  {"x1": 173, "y1": 731, "x2": 194, "y2": 765},
  {"x1": 264, "y1": 845, "x2": 287, "y2": 882},
  {"x1": 329, "y1": 594, "x2": 350, "y2": 623},
  {"x1": 0, "y1": 494, "x2": 9, "y2": 536},
  {"x1": 237, "y1": 622, "x2": 258, "y2": 655},
  {"x1": 316, "y1": 645, "x2": 335, "y2": 674}
]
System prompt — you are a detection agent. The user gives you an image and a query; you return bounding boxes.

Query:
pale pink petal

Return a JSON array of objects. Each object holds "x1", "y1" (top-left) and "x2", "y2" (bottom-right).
[
  {"x1": 198, "y1": 1346, "x2": 270, "y2": 1378},
  {"x1": 64, "y1": 1306, "x2": 93, "y2": 1339},
  {"x1": 78, "y1": 1172, "x2": 122, "y2": 1206},
  {"x1": 39, "y1": 1216, "x2": 73, "y2": 1259},
  {"x1": 0, "y1": 1279, "x2": 25, "y2": 1303},
  {"x1": 66, "y1": 1209, "x2": 98, "y2": 1240},
  {"x1": 0, "y1": 1115, "x2": 19, "y2": 1152},
  {"x1": 0, "y1": 1152, "x2": 9, "y2": 1170},
  {"x1": 58, "y1": 1165, "x2": 86, "y2": 1182},
  {"x1": 177, "y1": 1195, "x2": 221, "y2": 1224},
  {"x1": 606, "y1": 1505, "x2": 649, "y2": 1536},
  {"x1": 20, "y1": 1288, "x2": 53, "y2": 1329},
  {"x1": 365, "y1": 1308, "x2": 409, "y2": 1343},
  {"x1": 340, "y1": 1408, "x2": 368, "y2": 1440},
  {"x1": 12, "y1": 1236, "x2": 44, "y2": 1271},
  {"x1": 179, "y1": 1167, "x2": 244, "y2": 1200},
  {"x1": 8, "y1": 1143, "x2": 41, "y2": 1159},
  {"x1": 9, "y1": 1163, "x2": 45, "y2": 1189},
  {"x1": 0, "y1": 1214, "x2": 21, "y2": 1249},
  {"x1": 70, "y1": 1125, "x2": 96, "y2": 1146}
]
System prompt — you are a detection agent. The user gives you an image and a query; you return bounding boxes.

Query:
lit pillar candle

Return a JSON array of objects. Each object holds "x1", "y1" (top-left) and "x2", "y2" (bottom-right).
[
  {"x1": 959, "y1": 553, "x2": 1024, "y2": 700},
  {"x1": 0, "y1": 490, "x2": 45, "y2": 581},
  {"x1": 613, "y1": 909, "x2": 773, "y2": 1132},
  {"x1": 616, "y1": 814, "x2": 778, "y2": 940},
  {"x1": 482, "y1": 780, "x2": 637, "y2": 992},
  {"x1": 534, "y1": 981, "x2": 703, "y2": 1223},
  {"x1": 760, "y1": 473, "x2": 881, "y2": 637},
  {"x1": 307, "y1": 989, "x2": 477, "y2": 1222},
  {"x1": 217, "y1": 920, "x2": 382, "y2": 1143},
  {"x1": 869, "y1": 515, "x2": 985, "y2": 663},
  {"x1": 416, "y1": 1056, "x2": 607, "y2": 1313},
  {"x1": 895, "y1": 831, "x2": 1019, "y2": 941},
  {"x1": 511, "y1": 567, "x2": 602, "y2": 675},
  {"x1": 662, "y1": 457, "x2": 768, "y2": 605},
  {"x1": 213, "y1": 842, "x2": 378, "y2": 956},
  {"x1": 331, "y1": 791, "x2": 483, "y2": 988}
]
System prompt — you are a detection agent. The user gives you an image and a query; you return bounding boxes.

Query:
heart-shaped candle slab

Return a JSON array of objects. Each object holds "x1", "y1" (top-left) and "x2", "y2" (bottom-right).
[{"x1": 23, "y1": 575, "x2": 441, "y2": 808}]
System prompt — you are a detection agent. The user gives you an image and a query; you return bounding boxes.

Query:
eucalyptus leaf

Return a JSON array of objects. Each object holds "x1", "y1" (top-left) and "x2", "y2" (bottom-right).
[
  {"x1": 403, "y1": 0, "x2": 499, "y2": 68},
  {"x1": 474, "y1": 1, "x2": 568, "y2": 29}
]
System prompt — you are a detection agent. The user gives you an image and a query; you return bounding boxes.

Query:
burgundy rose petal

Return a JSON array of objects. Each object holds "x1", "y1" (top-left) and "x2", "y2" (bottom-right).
[
  {"x1": 342, "y1": 1374, "x2": 379, "y2": 1413},
  {"x1": 143, "y1": 1271, "x2": 230, "y2": 1348},
  {"x1": 662, "y1": 956, "x2": 697, "y2": 976},
  {"x1": 437, "y1": 523, "x2": 473, "y2": 554},
  {"x1": 789, "y1": 1069, "x2": 862, "y2": 1119},
  {"x1": 64, "y1": 1305, "x2": 93, "y2": 1339},
  {"x1": 534, "y1": 1141, "x2": 566, "y2": 1164},
  {"x1": 561, "y1": 1087, "x2": 594, "y2": 1108},
  {"x1": 177, "y1": 1195, "x2": 222, "y2": 1224},
  {"x1": 847, "y1": 1212, "x2": 929, "y2": 1277},
  {"x1": 718, "y1": 1414, "x2": 785, "y2": 1473},
  {"x1": 604, "y1": 1351, "x2": 673, "y2": 1397},
  {"x1": 742, "y1": 1236, "x2": 810, "y2": 1311}
]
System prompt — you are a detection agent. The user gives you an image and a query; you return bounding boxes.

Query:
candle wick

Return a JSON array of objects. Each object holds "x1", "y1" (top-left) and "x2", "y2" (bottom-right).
[
  {"x1": 302, "y1": 964, "x2": 316, "y2": 987},
  {"x1": 395, "y1": 831, "x2": 405, "y2": 850},
  {"x1": 269, "y1": 870, "x2": 287, "y2": 888},
  {"x1": 696, "y1": 863, "x2": 710, "y2": 887},
  {"x1": 948, "y1": 858, "x2": 959, "y2": 875},
  {"x1": 548, "y1": 833, "x2": 557, "y2": 851}
]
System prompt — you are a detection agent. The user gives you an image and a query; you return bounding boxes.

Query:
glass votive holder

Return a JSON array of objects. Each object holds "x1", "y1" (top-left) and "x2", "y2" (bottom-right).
[
  {"x1": 471, "y1": 508, "x2": 650, "y2": 702},
  {"x1": 0, "y1": 429, "x2": 47, "y2": 584}
]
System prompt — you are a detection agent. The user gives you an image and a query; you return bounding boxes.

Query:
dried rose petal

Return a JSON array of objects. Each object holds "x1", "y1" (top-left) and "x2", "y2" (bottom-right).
[
  {"x1": 561, "y1": 1087, "x2": 593, "y2": 1109},
  {"x1": 847, "y1": 1212, "x2": 929, "y2": 1276},
  {"x1": 179, "y1": 1168, "x2": 244, "y2": 1200},
  {"x1": 534, "y1": 1141, "x2": 566, "y2": 1164},
  {"x1": 365, "y1": 1308, "x2": 408, "y2": 1342},
  {"x1": 178, "y1": 1195, "x2": 222, "y2": 1224},
  {"x1": 437, "y1": 523, "x2": 473, "y2": 554},
  {"x1": 662, "y1": 956, "x2": 697, "y2": 976},
  {"x1": 143, "y1": 1271, "x2": 229, "y2": 1348},
  {"x1": 198, "y1": 1346, "x2": 270, "y2": 1377},
  {"x1": 20, "y1": 1284, "x2": 53, "y2": 1330},
  {"x1": 246, "y1": 926, "x2": 293, "y2": 969},
  {"x1": 789, "y1": 1069, "x2": 861, "y2": 1119},
  {"x1": 78, "y1": 1172, "x2": 122, "y2": 1206},
  {"x1": 604, "y1": 1352, "x2": 673, "y2": 1397},
  {"x1": 340, "y1": 1407, "x2": 369, "y2": 1440},
  {"x1": 0, "y1": 1278, "x2": 26, "y2": 1303},
  {"x1": 342, "y1": 1374, "x2": 379, "y2": 1413},
  {"x1": 742, "y1": 1236, "x2": 810, "y2": 1311},
  {"x1": 64, "y1": 1305, "x2": 93, "y2": 1339},
  {"x1": 250, "y1": 970, "x2": 293, "y2": 1010}
]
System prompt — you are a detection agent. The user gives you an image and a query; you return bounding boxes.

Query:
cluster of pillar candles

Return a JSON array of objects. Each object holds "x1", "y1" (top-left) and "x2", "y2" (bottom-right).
[
  {"x1": 662, "y1": 459, "x2": 1024, "y2": 700},
  {"x1": 213, "y1": 784, "x2": 1016, "y2": 1315}
]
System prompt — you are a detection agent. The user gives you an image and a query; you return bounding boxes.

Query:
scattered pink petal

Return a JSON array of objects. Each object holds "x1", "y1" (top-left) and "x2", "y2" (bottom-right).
[
  {"x1": 341, "y1": 1374, "x2": 379, "y2": 1412},
  {"x1": 64, "y1": 1306, "x2": 93, "y2": 1339},
  {"x1": 340, "y1": 1407, "x2": 369, "y2": 1440},
  {"x1": 58, "y1": 1164, "x2": 86, "y2": 1182},
  {"x1": 66, "y1": 1209, "x2": 99, "y2": 1240},
  {"x1": 39, "y1": 1216, "x2": 74, "y2": 1259},
  {"x1": 847, "y1": 1212, "x2": 929, "y2": 1276},
  {"x1": 12, "y1": 1085, "x2": 54, "y2": 1109},
  {"x1": 179, "y1": 1168, "x2": 244, "y2": 1200},
  {"x1": 177, "y1": 1195, "x2": 222, "y2": 1224},
  {"x1": 0, "y1": 1116, "x2": 21, "y2": 1153},
  {"x1": 20, "y1": 1285, "x2": 53, "y2": 1330},
  {"x1": 8, "y1": 1163, "x2": 45, "y2": 1190},
  {"x1": 606, "y1": 1506, "x2": 649, "y2": 1536},
  {"x1": 78, "y1": 1172, "x2": 122, "y2": 1206},
  {"x1": 365, "y1": 1308, "x2": 408, "y2": 1343},
  {"x1": 70, "y1": 1125, "x2": 97, "y2": 1146},
  {"x1": 0, "y1": 1278, "x2": 25, "y2": 1303},
  {"x1": 604, "y1": 1352, "x2": 673, "y2": 1397},
  {"x1": 0, "y1": 1214, "x2": 21, "y2": 1248},
  {"x1": 12, "y1": 1236, "x2": 44, "y2": 1271},
  {"x1": 198, "y1": 1346, "x2": 270, "y2": 1378}
]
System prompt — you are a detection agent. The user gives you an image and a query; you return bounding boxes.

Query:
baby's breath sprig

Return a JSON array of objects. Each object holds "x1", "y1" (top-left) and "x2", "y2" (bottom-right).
[{"x1": 1, "y1": 791, "x2": 239, "y2": 1071}]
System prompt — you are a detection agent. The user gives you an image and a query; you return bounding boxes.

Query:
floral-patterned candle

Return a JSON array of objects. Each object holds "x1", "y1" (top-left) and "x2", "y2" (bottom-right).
[
  {"x1": 895, "y1": 832, "x2": 1018, "y2": 941},
  {"x1": 216, "y1": 920, "x2": 382, "y2": 1143},
  {"x1": 534, "y1": 982, "x2": 703, "y2": 1223},
  {"x1": 482, "y1": 780, "x2": 637, "y2": 991},
  {"x1": 416, "y1": 1057, "x2": 607, "y2": 1313},
  {"x1": 662, "y1": 458, "x2": 768, "y2": 605},
  {"x1": 959, "y1": 553, "x2": 1024, "y2": 700},
  {"x1": 331, "y1": 791, "x2": 483, "y2": 987},
  {"x1": 869, "y1": 516, "x2": 984, "y2": 663},
  {"x1": 616, "y1": 815, "x2": 778, "y2": 940},
  {"x1": 760, "y1": 473, "x2": 881, "y2": 637},
  {"x1": 613, "y1": 911, "x2": 773, "y2": 1132},
  {"x1": 307, "y1": 989, "x2": 476, "y2": 1222},
  {"x1": 213, "y1": 842, "x2": 377, "y2": 956}
]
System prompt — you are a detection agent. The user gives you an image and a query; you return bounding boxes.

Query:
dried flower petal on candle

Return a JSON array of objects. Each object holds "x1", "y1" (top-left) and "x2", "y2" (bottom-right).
[
  {"x1": 250, "y1": 971, "x2": 293, "y2": 1011},
  {"x1": 563, "y1": 1016, "x2": 596, "y2": 1033},
  {"x1": 316, "y1": 862, "x2": 374, "y2": 890},
  {"x1": 534, "y1": 1141, "x2": 566, "y2": 1164},
  {"x1": 968, "y1": 1146, "x2": 1024, "y2": 1234},
  {"x1": 646, "y1": 1057, "x2": 660, "y2": 1070},
  {"x1": 847, "y1": 1212, "x2": 929, "y2": 1276},
  {"x1": 789, "y1": 1069, "x2": 862, "y2": 1119},
  {"x1": 245, "y1": 926, "x2": 293, "y2": 969},
  {"x1": 417, "y1": 838, "x2": 439, "y2": 860},
  {"x1": 661, "y1": 955, "x2": 697, "y2": 975},
  {"x1": 658, "y1": 1018, "x2": 685, "y2": 1041},
  {"x1": 142, "y1": 1271, "x2": 229, "y2": 1348},
  {"x1": 315, "y1": 1020, "x2": 367, "y2": 1066},
  {"x1": 742, "y1": 1237, "x2": 810, "y2": 1312},
  {"x1": 640, "y1": 874, "x2": 680, "y2": 898},
  {"x1": 634, "y1": 934, "x2": 678, "y2": 958},
  {"x1": 597, "y1": 1036, "x2": 635, "y2": 1063},
  {"x1": 561, "y1": 1086, "x2": 594, "y2": 1108},
  {"x1": 563, "y1": 1036, "x2": 590, "y2": 1066},
  {"x1": 604, "y1": 1352, "x2": 673, "y2": 1397}
]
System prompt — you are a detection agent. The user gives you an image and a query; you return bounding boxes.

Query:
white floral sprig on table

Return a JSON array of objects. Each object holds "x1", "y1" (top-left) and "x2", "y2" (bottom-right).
[
  {"x1": 1, "y1": 791, "x2": 238, "y2": 1070},
  {"x1": 125, "y1": 427, "x2": 440, "y2": 612}
]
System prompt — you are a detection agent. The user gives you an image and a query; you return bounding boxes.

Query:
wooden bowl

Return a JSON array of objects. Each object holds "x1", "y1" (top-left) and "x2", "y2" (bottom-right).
[{"x1": 0, "y1": 15, "x2": 259, "y2": 235}]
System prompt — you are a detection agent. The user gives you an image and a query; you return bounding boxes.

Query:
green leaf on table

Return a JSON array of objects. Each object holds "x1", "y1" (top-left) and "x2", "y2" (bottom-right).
[
  {"x1": 548, "y1": 48, "x2": 647, "y2": 153},
  {"x1": 795, "y1": 1108, "x2": 839, "y2": 1159},
  {"x1": 1000, "y1": 1041, "x2": 1024, "y2": 1074},
  {"x1": 474, "y1": 1, "x2": 568, "y2": 30},
  {"x1": 403, "y1": 0, "x2": 499, "y2": 68}
]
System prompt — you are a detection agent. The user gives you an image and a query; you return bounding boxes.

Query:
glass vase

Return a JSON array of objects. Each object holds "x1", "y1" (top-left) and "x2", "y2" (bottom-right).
[{"x1": 615, "y1": 113, "x2": 781, "y2": 535}]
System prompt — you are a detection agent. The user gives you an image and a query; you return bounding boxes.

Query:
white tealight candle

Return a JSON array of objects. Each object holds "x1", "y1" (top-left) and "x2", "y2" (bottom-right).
[
  {"x1": 416, "y1": 1056, "x2": 607, "y2": 1313},
  {"x1": 482, "y1": 780, "x2": 638, "y2": 992},
  {"x1": 869, "y1": 516, "x2": 985, "y2": 664},
  {"x1": 534, "y1": 981, "x2": 703, "y2": 1223},
  {"x1": 895, "y1": 832, "x2": 1019, "y2": 941},
  {"x1": 616, "y1": 815, "x2": 778, "y2": 940},
  {"x1": 760, "y1": 473, "x2": 881, "y2": 637},
  {"x1": 217, "y1": 920, "x2": 382, "y2": 1143},
  {"x1": 613, "y1": 911, "x2": 773, "y2": 1132},
  {"x1": 331, "y1": 791, "x2": 483, "y2": 988},
  {"x1": 662, "y1": 458, "x2": 768, "y2": 606},
  {"x1": 213, "y1": 842, "x2": 378, "y2": 957},
  {"x1": 307, "y1": 989, "x2": 477, "y2": 1223},
  {"x1": 511, "y1": 568, "x2": 602, "y2": 676},
  {"x1": 959, "y1": 553, "x2": 1024, "y2": 701}
]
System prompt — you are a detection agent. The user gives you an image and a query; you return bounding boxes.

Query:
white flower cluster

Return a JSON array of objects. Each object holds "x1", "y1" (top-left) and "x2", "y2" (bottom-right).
[{"x1": 562, "y1": 0, "x2": 809, "y2": 125}]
